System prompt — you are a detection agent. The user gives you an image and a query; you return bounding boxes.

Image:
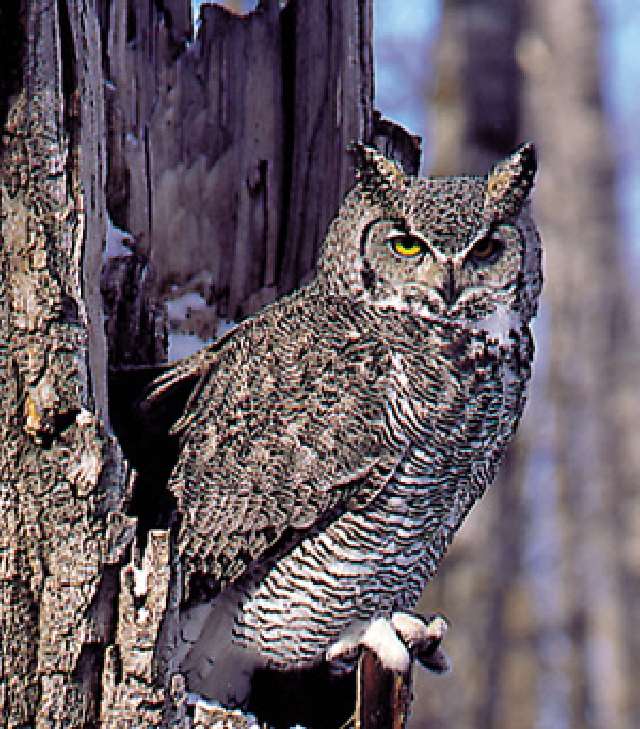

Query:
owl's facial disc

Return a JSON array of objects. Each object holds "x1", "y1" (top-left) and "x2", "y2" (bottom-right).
[
  {"x1": 319, "y1": 143, "x2": 540, "y2": 329},
  {"x1": 361, "y1": 209, "x2": 525, "y2": 324}
]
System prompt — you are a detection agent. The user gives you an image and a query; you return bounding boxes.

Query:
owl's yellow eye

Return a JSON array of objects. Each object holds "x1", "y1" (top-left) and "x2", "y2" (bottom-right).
[{"x1": 388, "y1": 236, "x2": 425, "y2": 258}]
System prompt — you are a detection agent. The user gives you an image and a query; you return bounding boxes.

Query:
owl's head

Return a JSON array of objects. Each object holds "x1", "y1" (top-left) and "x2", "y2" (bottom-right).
[{"x1": 317, "y1": 144, "x2": 542, "y2": 337}]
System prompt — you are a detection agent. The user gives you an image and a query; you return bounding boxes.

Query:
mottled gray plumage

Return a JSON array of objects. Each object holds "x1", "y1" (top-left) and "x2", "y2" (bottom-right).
[{"x1": 148, "y1": 144, "x2": 542, "y2": 704}]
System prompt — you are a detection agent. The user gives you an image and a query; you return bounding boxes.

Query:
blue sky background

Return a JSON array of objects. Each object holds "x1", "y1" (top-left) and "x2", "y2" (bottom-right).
[
  {"x1": 192, "y1": 0, "x2": 640, "y2": 256},
  {"x1": 596, "y1": 0, "x2": 640, "y2": 257},
  {"x1": 372, "y1": 0, "x2": 439, "y2": 160}
]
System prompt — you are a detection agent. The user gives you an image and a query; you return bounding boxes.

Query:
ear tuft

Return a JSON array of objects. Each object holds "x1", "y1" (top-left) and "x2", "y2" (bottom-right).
[
  {"x1": 349, "y1": 142, "x2": 405, "y2": 196},
  {"x1": 486, "y1": 142, "x2": 537, "y2": 217}
]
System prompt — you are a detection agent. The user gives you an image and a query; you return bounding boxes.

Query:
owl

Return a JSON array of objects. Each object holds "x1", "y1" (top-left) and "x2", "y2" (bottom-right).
[{"x1": 144, "y1": 143, "x2": 541, "y2": 718}]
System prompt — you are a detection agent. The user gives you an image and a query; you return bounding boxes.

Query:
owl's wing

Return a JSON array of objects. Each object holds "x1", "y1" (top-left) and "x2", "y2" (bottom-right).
[
  {"x1": 138, "y1": 322, "x2": 242, "y2": 429},
  {"x1": 165, "y1": 316, "x2": 399, "y2": 598},
  {"x1": 108, "y1": 328, "x2": 242, "y2": 479}
]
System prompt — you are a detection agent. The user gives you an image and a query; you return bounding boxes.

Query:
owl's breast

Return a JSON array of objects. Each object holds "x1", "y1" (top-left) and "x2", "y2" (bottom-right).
[{"x1": 388, "y1": 321, "x2": 531, "y2": 490}]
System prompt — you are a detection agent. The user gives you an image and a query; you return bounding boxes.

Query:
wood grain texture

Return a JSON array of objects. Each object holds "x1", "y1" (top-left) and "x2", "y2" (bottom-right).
[
  {"x1": 101, "y1": 0, "x2": 417, "y2": 336},
  {"x1": 103, "y1": 0, "x2": 285, "y2": 323},
  {"x1": 356, "y1": 650, "x2": 413, "y2": 729}
]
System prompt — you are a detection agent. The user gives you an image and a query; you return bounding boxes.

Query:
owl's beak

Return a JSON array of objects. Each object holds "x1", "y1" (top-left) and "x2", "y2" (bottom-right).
[{"x1": 437, "y1": 261, "x2": 458, "y2": 306}]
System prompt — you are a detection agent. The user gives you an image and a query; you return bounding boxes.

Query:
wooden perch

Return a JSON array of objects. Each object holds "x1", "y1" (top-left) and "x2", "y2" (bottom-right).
[{"x1": 356, "y1": 649, "x2": 413, "y2": 729}]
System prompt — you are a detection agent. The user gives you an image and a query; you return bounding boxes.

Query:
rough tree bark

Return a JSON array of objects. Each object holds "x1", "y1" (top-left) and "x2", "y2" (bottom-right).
[
  {"x1": 0, "y1": 0, "x2": 131, "y2": 724},
  {"x1": 0, "y1": 1, "x2": 420, "y2": 726}
]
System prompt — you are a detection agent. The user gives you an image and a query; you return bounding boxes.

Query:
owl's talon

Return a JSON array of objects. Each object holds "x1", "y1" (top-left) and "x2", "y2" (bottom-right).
[
  {"x1": 327, "y1": 618, "x2": 411, "y2": 673},
  {"x1": 417, "y1": 645, "x2": 451, "y2": 674},
  {"x1": 391, "y1": 611, "x2": 452, "y2": 674},
  {"x1": 391, "y1": 611, "x2": 448, "y2": 651},
  {"x1": 327, "y1": 614, "x2": 451, "y2": 675},
  {"x1": 326, "y1": 637, "x2": 360, "y2": 667}
]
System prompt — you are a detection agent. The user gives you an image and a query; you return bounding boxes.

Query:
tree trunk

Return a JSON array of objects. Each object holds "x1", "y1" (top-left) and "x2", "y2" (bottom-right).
[
  {"x1": 523, "y1": 1, "x2": 633, "y2": 726},
  {"x1": 0, "y1": 1, "x2": 419, "y2": 726},
  {"x1": 0, "y1": 0, "x2": 129, "y2": 724}
]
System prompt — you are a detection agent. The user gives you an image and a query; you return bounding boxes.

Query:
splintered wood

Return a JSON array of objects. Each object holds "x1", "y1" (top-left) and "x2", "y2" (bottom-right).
[{"x1": 356, "y1": 650, "x2": 413, "y2": 729}]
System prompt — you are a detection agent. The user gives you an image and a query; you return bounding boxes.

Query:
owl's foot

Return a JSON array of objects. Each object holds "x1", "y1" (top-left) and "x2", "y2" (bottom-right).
[
  {"x1": 326, "y1": 612, "x2": 450, "y2": 675},
  {"x1": 391, "y1": 611, "x2": 450, "y2": 674},
  {"x1": 327, "y1": 617, "x2": 411, "y2": 673}
]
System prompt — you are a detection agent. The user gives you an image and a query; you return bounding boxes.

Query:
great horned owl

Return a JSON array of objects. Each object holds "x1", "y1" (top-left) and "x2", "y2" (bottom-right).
[{"x1": 146, "y1": 143, "x2": 541, "y2": 715}]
